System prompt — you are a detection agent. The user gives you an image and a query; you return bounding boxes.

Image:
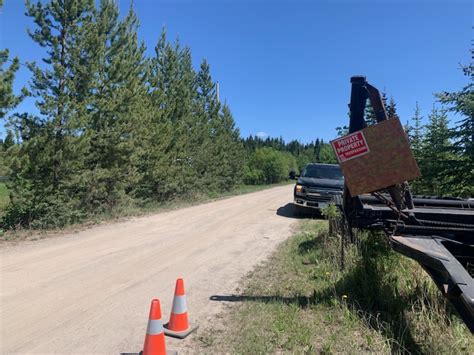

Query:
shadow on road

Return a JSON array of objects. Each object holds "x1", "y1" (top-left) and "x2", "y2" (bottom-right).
[
  {"x1": 209, "y1": 294, "x2": 316, "y2": 308},
  {"x1": 276, "y1": 203, "x2": 301, "y2": 219},
  {"x1": 276, "y1": 203, "x2": 324, "y2": 220}
]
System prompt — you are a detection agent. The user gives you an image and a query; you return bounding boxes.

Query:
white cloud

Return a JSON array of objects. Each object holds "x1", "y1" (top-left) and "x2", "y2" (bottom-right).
[{"x1": 256, "y1": 131, "x2": 268, "y2": 139}]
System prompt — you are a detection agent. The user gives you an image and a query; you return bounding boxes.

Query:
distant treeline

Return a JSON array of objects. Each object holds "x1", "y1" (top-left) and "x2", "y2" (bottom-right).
[
  {"x1": 241, "y1": 136, "x2": 336, "y2": 185},
  {"x1": 0, "y1": 0, "x2": 335, "y2": 229},
  {"x1": 0, "y1": 1, "x2": 471, "y2": 229}
]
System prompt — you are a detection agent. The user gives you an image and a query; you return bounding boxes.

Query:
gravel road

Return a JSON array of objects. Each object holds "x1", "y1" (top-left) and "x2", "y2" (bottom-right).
[{"x1": 0, "y1": 185, "x2": 297, "y2": 354}]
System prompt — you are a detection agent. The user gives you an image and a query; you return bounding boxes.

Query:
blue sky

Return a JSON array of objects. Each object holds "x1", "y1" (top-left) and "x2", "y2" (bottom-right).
[{"x1": 0, "y1": 0, "x2": 472, "y2": 143}]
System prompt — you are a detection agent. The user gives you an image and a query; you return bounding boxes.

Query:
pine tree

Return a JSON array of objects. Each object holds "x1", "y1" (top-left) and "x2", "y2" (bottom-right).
[
  {"x1": 409, "y1": 102, "x2": 424, "y2": 161},
  {"x1": 193, "y1": 59, "x2": 220, "y2": 190},
  {"x1": 215, "y1": 104, "x2": 245, "y2": 189},
  {"x1": 146, "y1": 31, "x2": 197, "y2": 199},
  {"x1": 319, "y1": 143, "x2": 337, "y2": 164},
  {"x1": 386, "y1": 96, "x2": 399, "y2": 120},
  {"x1": 0, "y1": 49, "x2": 21, "y2": 119},
  {"x1": 2, "y1": 130, "x2": 14, "y2": 150},
  {"x1": 1, "y1": 0, "x2": 22, "y2": 117},
  {"x1": 420, "y1": 106, "x2": 453, "y2": 196},
  {"x1": 407, "y1": 102, "x2": 425, "y2": 194},
  {"x1": 139, "y1": 30, "x2": 172, "y2": 199},
  {"x1": 2, "y1": 1, "x2": 250, "y2": 228},
  {"x1": 364, "y1": 102, "x2": 377, "y2": 125},
  {"x1": 243, "y1": 135, "x2": 256, "y2": 152},
  {"x1": 80, "y1": 1, "x2": 149, "y2": 212},
  {"x1": 196, "y1": 60, "x2": 218, "y2": 116},
  {"x1": 364, "y1": 92, "x2": 399, "y2": 125},
  {"x1": 278, "y1": 136, "x2": 285, "y2": 151},
  {"x1": 287, "y1": 140, "x2": 300, "y2": 156},
  {"x1": 314, "y1": 138, "x2": 321, "y2": 162},
  {"x1": 193, "y1": 59, "x2": 244, "y2": 191},
  {"x1": 0, "y1": 129, "x2": 16, "y2": 175},
  {"x1": 4, "y1": 0, "x2": 96, "y2": 228},
  {"x1": 436, "y1": 48, "x2": 473, "y2": 196}
]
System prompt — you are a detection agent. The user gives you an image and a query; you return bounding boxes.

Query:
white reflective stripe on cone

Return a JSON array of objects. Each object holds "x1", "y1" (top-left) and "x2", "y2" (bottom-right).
[
  {"x1": 171, "y1": 295, "x2": 187, "y2": 314},
  {"x1": 147, "y1": 319, "x2": 164, "y2": 335}
]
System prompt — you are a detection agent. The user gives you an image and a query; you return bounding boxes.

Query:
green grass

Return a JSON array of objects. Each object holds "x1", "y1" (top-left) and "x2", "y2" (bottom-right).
[
  {"x1": 204, "y1": 180, "x2": 293, "y2": 199},
  {"x1": 197, "y1": 220, "x2": 473, "y2": 354}
]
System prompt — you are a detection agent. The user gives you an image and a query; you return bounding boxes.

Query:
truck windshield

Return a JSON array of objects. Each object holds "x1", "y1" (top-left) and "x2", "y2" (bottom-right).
[{"x1": 301, "y1": 165, "x2": 343, "y2": 180}]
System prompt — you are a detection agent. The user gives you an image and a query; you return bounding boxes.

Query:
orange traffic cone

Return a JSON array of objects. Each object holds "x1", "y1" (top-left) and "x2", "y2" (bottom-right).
[
  {"x1": 164, "y1": 278, "x2": 198, "y2": 339},
  {"x1": 142, "y1": 299, "x2": 177, "y2": 355}
]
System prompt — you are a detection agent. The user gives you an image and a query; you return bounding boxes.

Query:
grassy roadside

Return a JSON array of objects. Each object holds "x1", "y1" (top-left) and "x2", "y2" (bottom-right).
[
  {"x1": 197, "y1": 220, "x2": 472, "y2": 353},
  {"x1": 0, "y1": 181, "x2": 292, "y2": 240},
  {"x1": 125, "y1": 181, "x2": 294, "y2": 219}
]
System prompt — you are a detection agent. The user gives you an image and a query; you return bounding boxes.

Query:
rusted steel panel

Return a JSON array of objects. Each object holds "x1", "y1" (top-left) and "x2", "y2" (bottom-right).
[{"x1": 332, "y1": 117, "x2": 420, "y2": 196}]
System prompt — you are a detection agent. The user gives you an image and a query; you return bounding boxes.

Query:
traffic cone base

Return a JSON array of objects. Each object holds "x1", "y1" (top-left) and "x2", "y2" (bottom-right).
[
  {"x1": 164, "y1": 321, "x2": 199, "y2": 339},
  {"x1": 138, "y1": 351, "x2": 178, "y2": 355},
  {"x1": 164, "y1": 278, "x2": 198, "y2": 339},
  {"x1": 120, "y1": 351, "x2": 178, "y2": 355},
  {"x1": 121, "y1": 352, "x2": 178, "y2": 355}
]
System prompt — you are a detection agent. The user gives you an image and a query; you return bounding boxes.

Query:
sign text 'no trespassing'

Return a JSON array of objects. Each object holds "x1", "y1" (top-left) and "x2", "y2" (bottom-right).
[{"x1": 330, "y1": 131, "x2": 369, "y2": 163}]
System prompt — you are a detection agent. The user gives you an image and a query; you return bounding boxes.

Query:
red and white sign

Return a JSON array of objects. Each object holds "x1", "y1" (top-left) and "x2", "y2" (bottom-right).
[{"x1": 331, "y1": 131, "x2": 370, "y2": 163}]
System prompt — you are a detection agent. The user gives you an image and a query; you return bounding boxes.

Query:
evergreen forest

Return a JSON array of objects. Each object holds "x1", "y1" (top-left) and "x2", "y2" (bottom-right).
[{"x1": 0, "y1": 0, "x2": 472, "y2": 229}]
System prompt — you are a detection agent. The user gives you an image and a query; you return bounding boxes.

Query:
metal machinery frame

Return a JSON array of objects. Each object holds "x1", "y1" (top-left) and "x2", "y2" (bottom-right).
[{"x1": 343, "y1": 76, "x2": 474, "y2": 332}]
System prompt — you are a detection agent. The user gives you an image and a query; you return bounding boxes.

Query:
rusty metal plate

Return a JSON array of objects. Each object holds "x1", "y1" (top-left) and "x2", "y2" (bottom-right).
[{"x1": 331, "y1": 118, "x2": 420, "y2": 196}]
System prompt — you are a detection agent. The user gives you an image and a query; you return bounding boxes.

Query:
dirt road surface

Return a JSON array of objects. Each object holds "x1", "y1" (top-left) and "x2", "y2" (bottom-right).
[{"x1": 1, "y1": 185, "x2": 297, "y2": 354}]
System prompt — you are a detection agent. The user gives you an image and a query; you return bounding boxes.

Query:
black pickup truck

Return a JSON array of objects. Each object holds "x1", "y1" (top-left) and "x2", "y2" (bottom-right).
[{"x1": 290, "y1": 163, "x2": 344, "y2": 215}]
